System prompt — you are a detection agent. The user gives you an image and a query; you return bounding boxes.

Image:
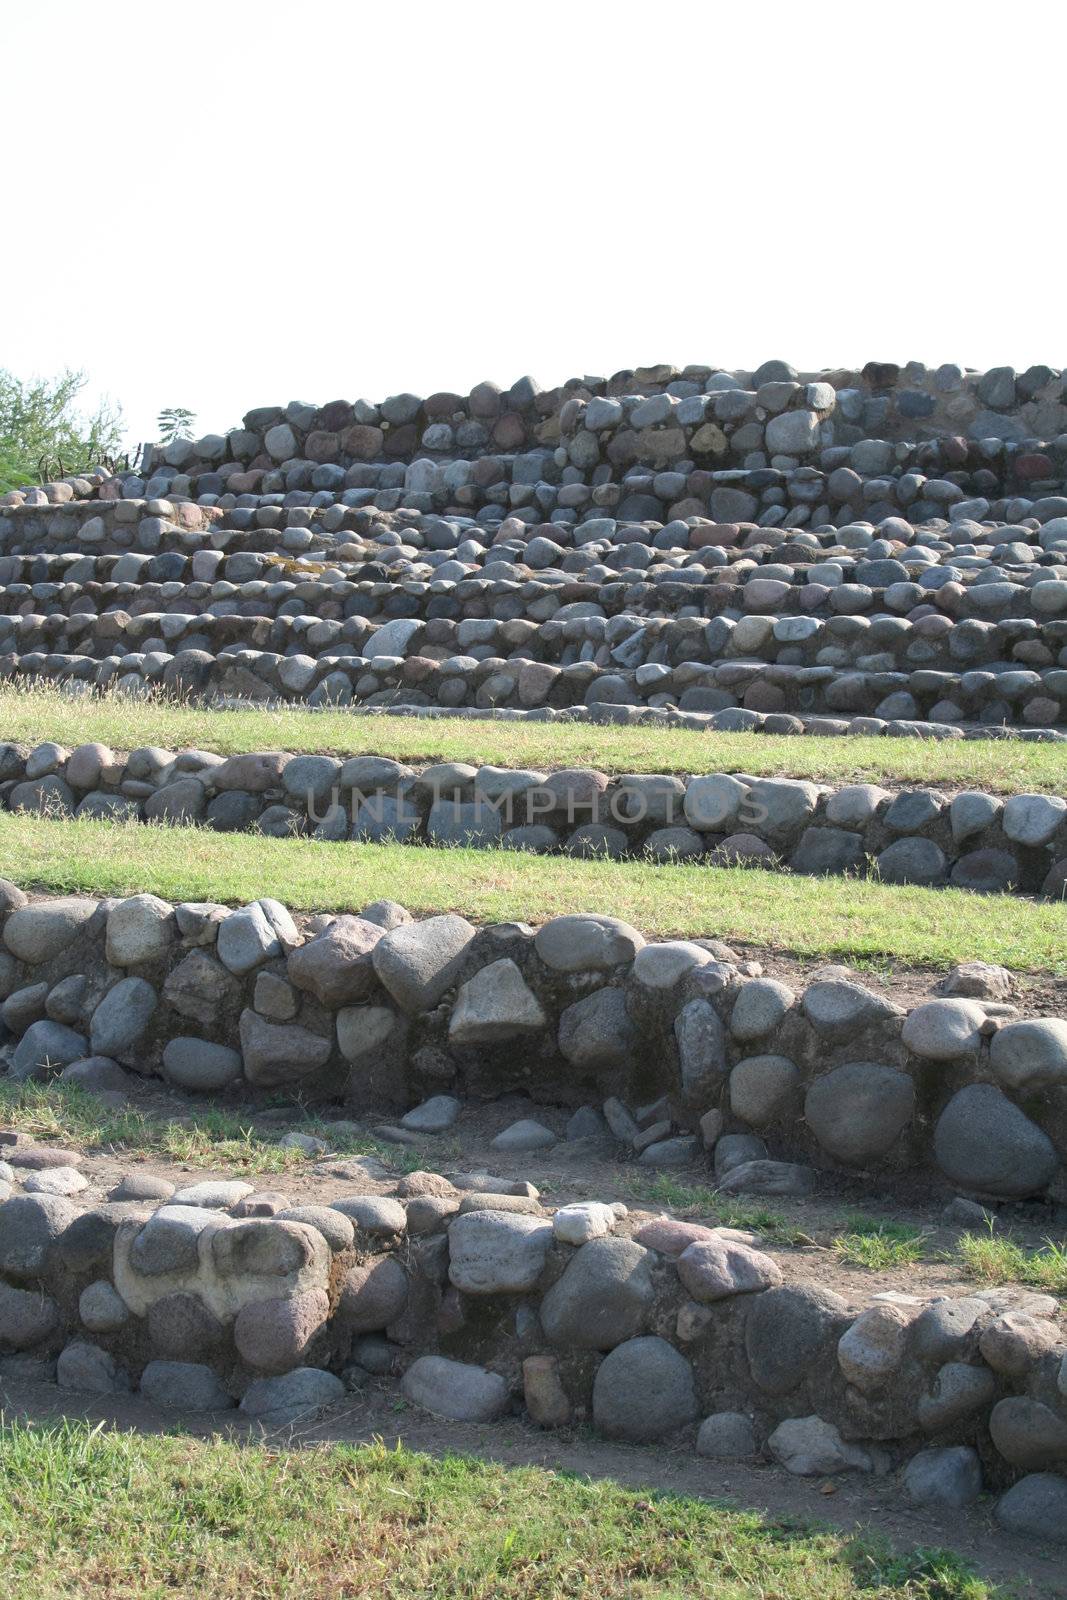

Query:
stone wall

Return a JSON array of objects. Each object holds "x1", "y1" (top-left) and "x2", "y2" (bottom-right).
[
  {"x1": 2, "y1": 887, "x2": 1065, "y2": 1200},
  {"x1": 5, "y1": 742, "x2": 1066, "y2": 897},
  {"x1": 0, "y1": 1143, "x2": 1064, "y2": 1531}
]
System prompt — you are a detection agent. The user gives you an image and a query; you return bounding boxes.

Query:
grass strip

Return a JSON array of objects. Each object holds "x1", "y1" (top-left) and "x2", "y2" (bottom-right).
[
  {"x1": 0, "y1": 1420, "x2": 1006, "y2": 1599},
  {"x1": 956, "y1": 1228, "x2": 1067, "y2": 1292},
  {"x1": 0, "y1": 812, "x2": 1063, "y2": 970},
  {"x1": 1, "y1": 684, "x2": 1065, "y2": 791},
  {"x1": 0, "y1": 1081, "x2": 397, "y2": 1176}
]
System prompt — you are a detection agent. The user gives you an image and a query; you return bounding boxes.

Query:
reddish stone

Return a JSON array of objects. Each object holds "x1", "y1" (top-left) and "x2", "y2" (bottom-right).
[
  {"x1": 234, "y1": 1289, "x2": 330, "y2": 1374},
  {"x1": 341, "y1": 425, "x2": 384, "y2": 461},
  {"x1": 523, "y1": 1355, "x2": 572, "y2": 1427},
  {"x1": 338, "y1": 1258, "x2": 408, "y2": 1334},
  {"x1": 1016, "y1": 454, "x2": 1054, "y2": 481},
  {"x1": 493, "y1": 413, "x2": 527, "y2": 449},
  {"x1": 468, "y1": 382, "x2": 502, "y2": 418},
  {"x1": 400, "y1": 656, "x2": 439, "y2": 685},
  {"x1": 633, "y1": 1219, "x2": 718, "y2": 1257},
  {"x1": 317, "y1": 400, "x2": 355, "y2": 433},
  {"x1": 384, "y1": 423, "x2": 418, "y2": 457},
  {"x1": 471, "y1": 456, "x2": 504, "y2": 488},
  {"x1": 690, "y1": 522, "x2": 741, "y2": 549},
  {"x1": 228, "y1": 471, "x2": 265, "y2": 494},
  {"x1": 305, "y1": 430, "x2": 340, "y2": 463},
  {"x1": 424, "y1": 391, "x2": 463, "y2": 419},
  {"x1": 1022, "y1": 697, "x2": 1060, "y2": 726}
]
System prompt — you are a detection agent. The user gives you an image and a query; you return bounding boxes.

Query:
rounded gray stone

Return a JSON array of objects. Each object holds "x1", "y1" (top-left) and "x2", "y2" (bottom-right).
[
  {"x1": 696, "y1": 1411, "x2": 757, "y2": 1459},
  {"x1": 592, "y1": 1336, "x2": 698, "y2": 1442},
  {"x1": 401, "y1": 1355, "x2": 509, "y2": 1422},
  {"x1": 933, "y1": 1084, "x2": 1058, "y2": 1197},
  {"x1": 540, "y1": 1236, "x2": 655, "y2": 1350},
  {"x1": 989, "y1": 1019, "x2": 1067, "y2": 1091},
  {"x1": 141, "y1": 1359, "x2": 233, "y2": 1411},
  {"x1": 995, "y1": 1474, "x2": 1067, "y2": 1541},
  {"x1": 162, "y1": 1037, "x2": 243, "y2": 1091},
  {"x1": 805, "y1": 1062, "x2": 915, "y2": 1165}
]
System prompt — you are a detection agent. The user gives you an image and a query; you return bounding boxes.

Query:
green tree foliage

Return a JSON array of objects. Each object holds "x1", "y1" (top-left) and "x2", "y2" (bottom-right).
[
  {"x1": 0, "y1": 368, "x2": 124, "y2": 492},
  {"x1": 157, "y1": 407, "x2": 197, "y2": 445}
]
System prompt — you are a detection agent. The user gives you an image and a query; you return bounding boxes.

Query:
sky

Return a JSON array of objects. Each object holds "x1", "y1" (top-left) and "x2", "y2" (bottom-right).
[{"x1": 5, "y1": 0, "x2": 1065, "y2": 454}]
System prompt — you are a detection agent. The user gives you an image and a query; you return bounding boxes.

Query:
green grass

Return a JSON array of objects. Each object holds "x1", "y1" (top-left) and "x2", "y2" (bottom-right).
[
  {"x1": 956, "y1": 1226, "x2": 1067, "y2": 1292},
  {"x1": 833, "y1": 1217, "x2": 928, "y2": 1270},
  {"x1": 0, "y1": 1420, "x2": 1007, "y2": 1599},
  {"x1": 0, "y1": 1081, "x2": 394, "y2": 1176},
  {"x1": 2, "y1": 683, "x2": 1065, "y2": 791},
  {"x1": 1, "y1": 812, "x2": 1063, "y2": 970}
]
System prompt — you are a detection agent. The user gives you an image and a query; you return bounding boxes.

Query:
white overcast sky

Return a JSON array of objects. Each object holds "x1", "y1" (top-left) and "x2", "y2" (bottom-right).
[{"x1": 5, "y1": 0, "x2": 1064, "y2": 452}]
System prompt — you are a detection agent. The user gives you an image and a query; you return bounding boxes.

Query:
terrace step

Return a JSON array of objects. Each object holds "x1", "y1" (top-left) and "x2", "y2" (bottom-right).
[{"x1": 4, "y1": 741, "x2": 1065, "y2": 897}]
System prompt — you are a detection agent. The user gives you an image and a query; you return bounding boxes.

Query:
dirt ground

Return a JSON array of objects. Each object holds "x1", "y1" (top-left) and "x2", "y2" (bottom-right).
[
  {"x1": 13, "y1": 1075, "x2": 1067, "y2": 1307},
  {"x1": 4, "y1": 1079, "x2": 1067, "y2": 1594}
]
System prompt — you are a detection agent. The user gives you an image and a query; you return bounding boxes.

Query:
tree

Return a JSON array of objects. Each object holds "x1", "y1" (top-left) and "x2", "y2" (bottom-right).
[
  {"x1": 0, "y1": 368, "x2": 124, "y2": 492},
  {"x1": 157, "y1": 407, "x2": 197, "y2": 446}
]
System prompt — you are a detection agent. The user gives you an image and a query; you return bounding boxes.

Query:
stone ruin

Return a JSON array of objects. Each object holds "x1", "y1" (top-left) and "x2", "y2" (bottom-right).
[{"x1": 0, "y1": 358, "x2": 1064, "y2": 735}]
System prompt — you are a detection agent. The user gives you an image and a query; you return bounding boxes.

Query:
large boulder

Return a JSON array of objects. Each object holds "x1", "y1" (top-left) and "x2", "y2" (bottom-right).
[
  {"x1": 989, "y1": 1397, "x2": 1067, "y2": 1470},
  {"x1": 989, "y1": 1019, "x2": 1067, "y2": 1091},
  {"x1": 592, "y1": 1336, "x2": 698, "y2": 1442},
  {"x1": 558, "y1": 988, "x2": 637, "y2": 1068},
  {"x1": 162, "y1": 1037, "x2": 243, "y2": 1091},
  {"x1": 901, "y1": 1000, "x2": 985, "y2": 1060},
  {"x1": 0, "y1": 1280, "x2": 59, "y2": 1348},
  {"x1": 3, "y1": 897, "x2": 98, "y2": 964},
  {"x1": 286, "y1": 917, "x2": 384, "y2": 1006},
  {"x1": 140, "y1": 1360, "x2": 233, "y2": 1411},
  {"x1": 995, "y1": 1474, "x2": 1067, "y2": 1540},
  {"x1": 533, "y1": 914, "x2": 644, "y2": 973},
  {"x1": 804, "y1": 1062, "x2": 915, "y2": 1165},
  {"x1": 337, "y1": 1257, "x2": 408, "y2": 1332},
  {"x1": 768, "y1": 1415, "x2": 871, "y2": 1476},
  {"x1": 233, "y1": 1288, "x2": 331, "y2": 1374},
  {"x1": 903, "y1": 1447, "x2": 983, "y2": 1509},
  {"x1": 239, "y1": 1368, "x2": 344, "y2": 1424},
  {"x1": 676, "y1": 1237, "x2": 782, "y2": 1301},
  {"x1": 933, "y1": 1084, "x2": 1059, "y2": 1196},
  {"x1": 10, "y1": 1020, "x2": 88, "y2": 1081},
  {"x1": 449, "y1": 959, "x2": 547, "y2": 1045},
  {"x1": 0, "y1": 1193, "x2": 78, "y2": 1279},
  {"x1": 744, "y1": 1282, "x2": 849, "y2": 1396},
  {"x1": 674, "y1": 998, "x2": 728, "y2": 1101},
  {"x1": 801, "y1": 979, "x2": 901, "y2": 1039},
  {"x1": 238, "y1": 1010, "x2": 331, "y2": 1088},
  {"x1": 401, "y1": 1355, "x2": 509, "y2": 1422},
  {"x1": 89, "y1": 977, "x2": 157, "y2": 1057},
  {"x1": 105, "y1": 894, "x2": 175, "y2": 966},
  {"x1": 371, "y1": 914, "x2": 476, "y2": 1011},
  {"x1": 539, "y1": 1237, "x2": 655, "y2": 1349},
  {"x1": 447, "y1": 1209, "x2": 552, "y2": 1294},
  {"x1": 162, "y1": 950, "x2": 241, "y2": 1028}
]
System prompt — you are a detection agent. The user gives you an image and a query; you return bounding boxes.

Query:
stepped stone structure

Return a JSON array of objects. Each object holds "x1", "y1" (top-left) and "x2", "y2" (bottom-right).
[
  {"x1": 0, "y1": 361, "x2": 1065, "y2": 1543},
  {"x1": 0, "y1": 359, "x2": 1065, "y2": 733}
]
